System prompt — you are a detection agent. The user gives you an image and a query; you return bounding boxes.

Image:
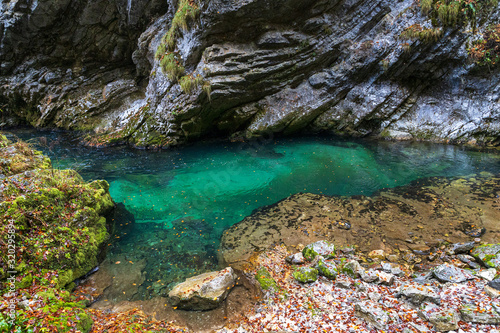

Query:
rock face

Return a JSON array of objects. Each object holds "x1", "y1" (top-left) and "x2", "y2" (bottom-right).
[
  {"x1": 168, "y1": 267, "x2": 237, "y2": 310},
  {"x1": 1, "y1": 0, "x2": 499, "y2": 147}
]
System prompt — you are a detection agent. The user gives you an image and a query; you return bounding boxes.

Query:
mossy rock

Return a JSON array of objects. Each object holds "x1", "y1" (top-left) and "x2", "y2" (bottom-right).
[
  {"x1": 255, "y1": 267, "x2": 278, "y2": 291},
  {"x1": 472, "y1": 244, "x2": 500, "y2": 268},
  {"x1": 302, "y1": 240, "x2": 335, "y2": 261},
  {"x1": 316, "y1": 260, "x2": 338, "y2": 280},
  {"x1": 293, "y1": 267, "x2": 318, "y2": 283},
  {"x1": 342, "y1": 260, "x2": 362, "y2": 278}
]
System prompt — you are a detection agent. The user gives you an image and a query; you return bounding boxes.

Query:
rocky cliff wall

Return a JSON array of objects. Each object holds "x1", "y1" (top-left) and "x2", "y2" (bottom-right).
[{"x1": 0, "y1": 0, "x2": 499, "y2": 146}]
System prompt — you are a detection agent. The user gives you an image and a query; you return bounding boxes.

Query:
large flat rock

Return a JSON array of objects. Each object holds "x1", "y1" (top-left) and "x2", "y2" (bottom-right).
[{"x1": 219, "y1": 174, "x2": 500, "y2": 269}]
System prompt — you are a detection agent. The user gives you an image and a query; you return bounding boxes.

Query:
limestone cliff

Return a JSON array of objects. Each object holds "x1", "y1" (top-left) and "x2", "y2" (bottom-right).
[{"x1": 0, "y1": 0, "x2": 499, "y2": 146}]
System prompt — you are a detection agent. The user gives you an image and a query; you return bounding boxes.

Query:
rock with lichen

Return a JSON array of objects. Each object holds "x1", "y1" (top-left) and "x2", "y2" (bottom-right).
[
  {"x1": 316, "y1": 259, "x2": 338, "y2": 280},
  {"x1": 168, "y1": 267, "x2": 237, "y2": 310},
  {"x1": 292, "y1": 267, "x2": 318, "y2": 283},
  {"x1": 460, "y1": 303, "x2": 500, "y2": 324},
  {"x1": 255, "y1": 267, "x2": 278, "y2": 291},
  {"x1": 302, "y1": 240, "x2": 335, "y2": 261},
  {"x1": 472, "y1": 244, "x2": 500, "y2": 268}
]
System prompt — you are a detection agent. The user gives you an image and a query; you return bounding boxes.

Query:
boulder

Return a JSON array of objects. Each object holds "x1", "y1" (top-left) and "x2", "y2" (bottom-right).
[
  {"x1": 451, "y1": 242, "x2": 476, "y2": 254},
  {"x1": 302, "y1": 241, "x2": 335, "y2": 261},
  {"x1": 292, "y1": 267, "x2": 318, "y2": 283},
  {"x1": 376, "y1": 271, "x2": 395, "y2": 286},
  {"x1": 432, "y1": 263, "x2": 474, "y2": 283},
  {"x1": 460, "y1": 304, "x2": 500, "y2": 324},
  {"x1": 368, "y1": 250, "x2": 385, "y2": 260},
  {"x1": 285, "y1": 252, "x2": 305, "y2": 265},
  {"x1": 472, "y1": 244, "x2": 500, "y2": 268},
  {"x1": 418, "y1": 302, "x2": 459, "y2": 332},
  {"x1": 316, "y1": 260, "x2": 338, "y2": 280},
  {"x1": 168, "y1": 267, "x2": 237, "y2": 310},
  {"x1": 354, "y1": 301, "x2": 389, "y2": 330},
  {"x1": 360, "y1": 269, "x2": 379, "y2": 283},
  {"x1": 398, "y1": 283, "x2": 440, "y2": 305},
  {"x1": 477, "y1": 268, "x2": 497, "y2": 281},
  {"x1": 342, "y1": 260, "x2": 363, "y2": 278},
  {"x1": 488, "y1": 278, "x2": 500, "y2": 291}
]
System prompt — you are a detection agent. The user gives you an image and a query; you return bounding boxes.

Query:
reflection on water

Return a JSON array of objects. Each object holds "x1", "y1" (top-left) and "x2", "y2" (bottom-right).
[{"x1": 6, "y1": 129, "x2": 500, "y2": 298}]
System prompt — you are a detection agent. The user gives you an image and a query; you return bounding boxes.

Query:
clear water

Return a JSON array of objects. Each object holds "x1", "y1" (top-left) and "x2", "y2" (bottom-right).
[{"x1": 6, "y1": 129, "x2": 500, "y2": 295}]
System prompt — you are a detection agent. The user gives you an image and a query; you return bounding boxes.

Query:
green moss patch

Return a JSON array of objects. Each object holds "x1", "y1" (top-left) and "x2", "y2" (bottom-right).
[
  {"x1": 293, "y1": 267, "x2": 318, "y2": 283},
  {"x1": 255, "y1": 267, "x2": 278, "y2": 291}
]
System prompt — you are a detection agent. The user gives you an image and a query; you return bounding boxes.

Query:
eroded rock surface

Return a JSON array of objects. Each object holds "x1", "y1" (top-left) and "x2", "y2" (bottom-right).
[{"x1": 1, "y1": 0, "x2": 499, "y2": 147}]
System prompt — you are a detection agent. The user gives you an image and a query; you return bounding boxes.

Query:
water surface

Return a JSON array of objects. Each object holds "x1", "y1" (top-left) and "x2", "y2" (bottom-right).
[{"x1": 6, "y1": 129, "x2": 500, "y2": 297}]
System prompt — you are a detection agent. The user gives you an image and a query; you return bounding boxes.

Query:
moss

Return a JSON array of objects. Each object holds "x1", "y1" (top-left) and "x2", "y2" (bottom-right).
[
  {"x1": 18, "y1": 273, "x2": 33, "y2": 289},
  {"x1": 400, "y1": 24, "x2": 443, "y2": 43},
  {"x1": 468, "y1": 24, "x2": 500, "y2": 67},
  {"x1": 302, "y1": 240, "x2": 336, "y2": 261},
  {"x1": 316, "y1": 260, "x2": 338, "y2": 280},
  {"x1": 293, "y1": 267, "x2": 318, "y2": 283},
  {"x1": 255, "y1": 267, "x2": 278, "y2": 290}
]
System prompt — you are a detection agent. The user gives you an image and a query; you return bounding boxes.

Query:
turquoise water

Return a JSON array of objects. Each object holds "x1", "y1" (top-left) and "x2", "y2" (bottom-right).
[{"x1": 6, "y1": 129, "x2": 500, "y2": 296}]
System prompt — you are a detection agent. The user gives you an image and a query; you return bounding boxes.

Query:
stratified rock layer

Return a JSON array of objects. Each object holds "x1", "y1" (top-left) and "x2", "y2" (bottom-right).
[
  {"x1": 1, "y1": 0, "x2": 499, "y2": 146},
  {"x1": 219, "y1": 173, "x2": 500, "y2": 268}
]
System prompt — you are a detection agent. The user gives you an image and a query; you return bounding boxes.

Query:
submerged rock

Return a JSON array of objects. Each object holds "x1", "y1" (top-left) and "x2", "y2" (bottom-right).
[
  {"x1": 219, "y1": 174, "x2": 500, "y2": 269},
  {"x1": 168, "y1": 267, "x2": 237, "y2": 310}
]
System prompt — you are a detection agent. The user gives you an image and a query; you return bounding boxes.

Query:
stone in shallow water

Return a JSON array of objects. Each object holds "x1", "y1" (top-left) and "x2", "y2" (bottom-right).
[
  {"x1": 168, "y1": 267, "x2": 237, "y2": 310},
  {"x1": 354, "y1": 301, "x2": 389, "y2": 330},
  {"x1": 432, "y1": 263, "x2": 474, "y2": 283},
  {"x1": 292, "y1": 267, "x2": 318, "y2": 283},
  {"x1": 452, "y1": 242, "x2": 476, "y2": 254},
  {"x1": 302, "y1": 240, "x2": 335, "y2": 261}
]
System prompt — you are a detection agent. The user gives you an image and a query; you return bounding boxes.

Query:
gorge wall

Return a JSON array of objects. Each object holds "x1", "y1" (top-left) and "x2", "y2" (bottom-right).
[{"x1": 0, "y1": 0, "x2": 499, "y2": 147}]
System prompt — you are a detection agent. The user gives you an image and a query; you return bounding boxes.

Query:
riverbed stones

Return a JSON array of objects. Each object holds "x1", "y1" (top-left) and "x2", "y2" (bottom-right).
[
  {"x1": 485, "y1": 285, "x2": 500, "y2": 298},
  {"x1": 451, "y1": 242, "x2": 476, "y2": 254},
  {"x1": 168, "y1": 267, "x2": 237, "y2": 310},
  {"x1": 377, "y1": 271, "x2": 395, "y2": 286},
  {"x1": 302, "y1": 241, "x2": 335, "y2": 261},
  {"x1": 285, "y1": 252, "x2": 305, "y2": 265},
  {"x1": 472, "y1": 244, "x2": 500, "y2": 268},
  {"x1": 292, "y1": 267, "x2": 318, "y2": 283},
  {"x1": 342, "y1": 260, "x2": 363, "y2": 278},
  {"x1": 460, "y1": 304, "x2": 500, "y2": 324},
  {"x1": 432, "y1": 263, "x2": 474, "y2": 283},
  {"x1": 316, "y1": 260, "x2": 338, "y2": 280},
  {"x1": 354, "y1": 301, "x2": 389, "y2": 330},
  {"x1": 360, "y1": 269, "x2": 379, "y2": 283},
  {"x1": 397, "y1": 283, "x2": 440, "y2": 305},
  {"x1": 488, "y1": 278, "x2": 500, "y2": 291},
  {"x1": 368, "y1": 249, "x2": 385, "y2": 260},
  {"x1": 478, "y1": 268, "x2": 497, "y2": 281},
  {"x1": 418, "y1": 302, "x2": 459, "y2": 331}
]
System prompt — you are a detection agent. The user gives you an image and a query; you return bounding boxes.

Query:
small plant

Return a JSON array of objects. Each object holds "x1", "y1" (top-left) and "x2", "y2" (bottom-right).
[
  {"x1": 400, "y1": 24, "x2": 443, "y2": 43},
  {"x1": 202, "y1": 82, "x2": 212, "y2": 100},
  {"x1": 179, "y1": 75, "x2": 204, "y2": 94},
  {"x1": 159, "y1": 53, "x2": 185, "y2": 81},
  {"x1": 468, "y1": 24, "x2": 500, "y2": 66}
]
